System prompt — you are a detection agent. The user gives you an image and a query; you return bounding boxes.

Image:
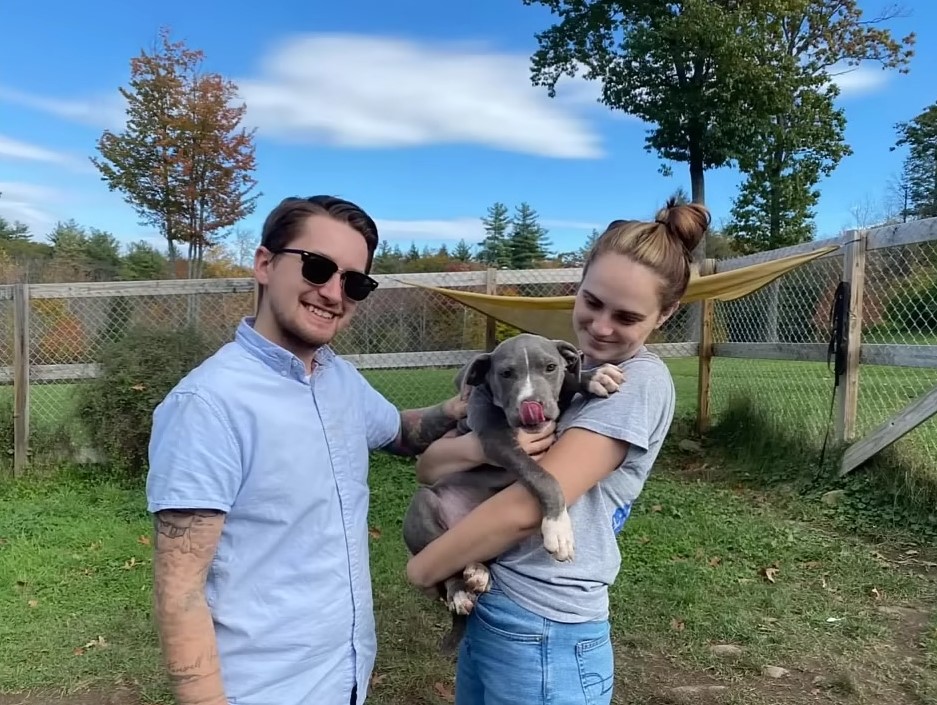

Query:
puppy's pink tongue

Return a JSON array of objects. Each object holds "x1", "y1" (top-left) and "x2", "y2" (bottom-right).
[{"x1": 520, "y1": 401, "x2": 546, "y2": 426}]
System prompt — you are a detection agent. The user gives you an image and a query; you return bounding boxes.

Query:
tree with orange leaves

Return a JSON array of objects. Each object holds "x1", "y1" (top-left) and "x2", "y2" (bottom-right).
[{"x1": 92, "y1": 27, "x2": 260, "y2": 278}]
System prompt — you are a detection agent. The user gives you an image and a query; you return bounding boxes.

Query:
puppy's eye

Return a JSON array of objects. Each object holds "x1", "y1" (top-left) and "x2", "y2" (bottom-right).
[
  {"x1": 545, "y1": 363, "x2": 557, "y2": 372},
  {"x1": 499, "y1": 368, "x2": 514, "y2": 378}
]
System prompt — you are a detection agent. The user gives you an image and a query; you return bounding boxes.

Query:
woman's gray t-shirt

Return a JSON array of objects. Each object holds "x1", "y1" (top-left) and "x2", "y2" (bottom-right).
[{"x1": 489, "y1": 346, "x2": 676, "y2": 623}]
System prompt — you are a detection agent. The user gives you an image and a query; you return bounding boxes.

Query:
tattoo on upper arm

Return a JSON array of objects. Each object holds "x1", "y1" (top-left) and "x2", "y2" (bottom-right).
[
  {"x1": 154, "y1": 509, "x2": 224, "y2": 555},
  {"x1": 153, "y1": 509, "x2": 226, "y2": 602}
]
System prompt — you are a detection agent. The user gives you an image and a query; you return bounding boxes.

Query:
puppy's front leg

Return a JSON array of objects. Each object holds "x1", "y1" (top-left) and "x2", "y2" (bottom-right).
[{"x1": 479, "y1": 428, "x2": 574, "y2": 562}]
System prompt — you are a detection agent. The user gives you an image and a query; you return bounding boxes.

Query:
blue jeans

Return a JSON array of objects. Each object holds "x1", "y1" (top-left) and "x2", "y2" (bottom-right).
[{"x1": 455, "y1": 582, "x2": 614, "y2": 705}]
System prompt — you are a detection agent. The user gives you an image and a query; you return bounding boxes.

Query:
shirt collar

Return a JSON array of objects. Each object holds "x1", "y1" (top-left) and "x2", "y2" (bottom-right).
[{"x1": 234, "y1": 316, "x2": 335, "y2": 380}]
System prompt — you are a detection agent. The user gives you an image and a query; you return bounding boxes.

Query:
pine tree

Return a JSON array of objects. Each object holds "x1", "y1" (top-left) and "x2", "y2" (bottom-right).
[
  {"x1": 477, "y1": 202, "x2": 512, "y2": 267},
  {"x1": 893, "y1": 100, "x2": 937, "y2": 220},
  {"x1": 507, "y1": 202, "x2": 551, "y2": 269},
  {"x1": 453, "y1": 239, "x2": 473, "y2": 262}
]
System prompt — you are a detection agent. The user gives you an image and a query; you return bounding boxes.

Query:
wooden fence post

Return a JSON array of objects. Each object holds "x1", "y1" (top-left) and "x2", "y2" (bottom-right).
[
  {"x1": 12, "y1": 283, "x2": 30, "y2": 477},
  {"x1": 485, "y1": 268, "x2": 498, "y2": 352},
  {"x1": 834, "y1": 229, "x2": 867, "y2": 444},
  {"x1": 696, "y1": 258, "x2": 716, "y2": 434}
]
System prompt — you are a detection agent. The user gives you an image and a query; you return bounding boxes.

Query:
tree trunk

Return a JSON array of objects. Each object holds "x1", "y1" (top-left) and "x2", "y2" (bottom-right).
[{"x1": 686, "y1": 138, "x2": 706, "y2": 345}]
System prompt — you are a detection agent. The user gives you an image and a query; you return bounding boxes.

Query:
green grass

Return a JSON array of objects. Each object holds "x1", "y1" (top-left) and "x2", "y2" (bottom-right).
[
  {"x1": 1, "y1": 358, "x2": 935, "y2": 703},
  {"x1": 1, "y1": 446, "x2": 935, "y2": 705}
]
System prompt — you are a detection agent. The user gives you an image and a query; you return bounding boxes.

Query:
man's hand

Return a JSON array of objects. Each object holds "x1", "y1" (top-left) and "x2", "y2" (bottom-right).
[
  {"x1": 384, "y1": 391, "x2": 470, "y2": 457},
  {"x1": 442, "y1": 387, "x2": 470, "y2": 423}
]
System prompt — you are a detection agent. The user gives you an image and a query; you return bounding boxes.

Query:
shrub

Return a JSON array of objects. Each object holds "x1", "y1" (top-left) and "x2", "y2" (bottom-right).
[
  {"x1": 884, "y1": 277, "x2": 937, "y2": 335},
  {"x1": 76, "y1": 324, "x2": 217, "y2": 477}
]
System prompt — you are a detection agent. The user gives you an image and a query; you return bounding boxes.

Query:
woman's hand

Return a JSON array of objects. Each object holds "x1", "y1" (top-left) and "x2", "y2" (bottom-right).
[{"x1": 514, "y1": 422, "x2": 556, "y2": 461}]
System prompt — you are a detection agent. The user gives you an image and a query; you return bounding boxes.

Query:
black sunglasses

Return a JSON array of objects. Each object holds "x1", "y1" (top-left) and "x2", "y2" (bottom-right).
[{"x1": 275, "y1": 248, "x2": 379, "y2": 302}]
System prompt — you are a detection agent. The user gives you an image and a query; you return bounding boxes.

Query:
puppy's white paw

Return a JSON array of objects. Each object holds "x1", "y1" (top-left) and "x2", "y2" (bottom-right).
[
  {"x1": 542, "y1": 508, "x2": 575, "y2": 562},
  {"x1": 587, "y1": 364, "x2": 625, "y2": 397},
  {"x1": 463, "y1": 562, "x2": 491, "y2": 594},
  {"x1": 586, "y1": 364, "x2": 625, "y2": 397},
  {"x1": 447, "y1": 588, "x2": 476, "y2": 616}
]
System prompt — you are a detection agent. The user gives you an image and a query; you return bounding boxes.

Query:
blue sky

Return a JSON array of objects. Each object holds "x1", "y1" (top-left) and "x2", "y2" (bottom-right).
[{"x1": 0, "y1": 0, "x2": 933, "y2": 257}]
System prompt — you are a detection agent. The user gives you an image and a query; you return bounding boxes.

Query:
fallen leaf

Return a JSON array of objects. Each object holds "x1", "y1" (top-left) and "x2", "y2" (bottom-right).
[
  {"x1": 83, "y1": 636, "x2": 108, "y2": 650},
  {"x1": 368, "y1": 527, "x2": 382, "y2": 540},
  {"x1": 137, "y1": 535, "x2": 151, "y2": 546},
  {"x1": 708, "y1": 556, "x2": 722, "y2": 567},
  {"x1": 74, "y1": 635, "x2": 108, "y2": 657},
  {"x1": 131, "y1": 383, "x2": 146, "y2": 392},
  {"x1": 636, "y1": 535, "x2": 651, "y2": 545},
  {"x1": 27, "y1": 599, "x2": 38, "y2": 608},
  {"x1": 370, "y1": 673, "x2": 387, "y2": 688},
  {"x1": 123, "y1": 557, "x2": 141, "y2": 570},
  {"x1": 670, "y1": 618, "x2": 685, "y2": 632},
  {"x1": 871, "y1": 587, "x2": 884, "y2": 601},
  {"x1": 651, "y1": 504, "x2": 663, "y2": 513},
  {"x1": 433, "y1": 681, "x2": 455, "y2": 702},
  {"x1": 761, "y1": 564, "x2": 780, "y2": 583}
]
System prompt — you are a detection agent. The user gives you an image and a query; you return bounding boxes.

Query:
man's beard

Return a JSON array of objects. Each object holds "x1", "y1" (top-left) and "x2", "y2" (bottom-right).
[{"x1": 273, "y1": 303, "x2": 336, "y2": 354}]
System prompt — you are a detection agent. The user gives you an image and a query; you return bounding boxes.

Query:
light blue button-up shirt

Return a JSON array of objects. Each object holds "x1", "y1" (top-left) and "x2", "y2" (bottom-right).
[{"x1": 146, "y1": 317, "x2": 401, "y2": 705}]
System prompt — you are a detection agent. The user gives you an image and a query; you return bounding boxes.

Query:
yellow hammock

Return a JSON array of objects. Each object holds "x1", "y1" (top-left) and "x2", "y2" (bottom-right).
[{"x1": 394, "y1": 246, "x2": 838, "y2": 344}]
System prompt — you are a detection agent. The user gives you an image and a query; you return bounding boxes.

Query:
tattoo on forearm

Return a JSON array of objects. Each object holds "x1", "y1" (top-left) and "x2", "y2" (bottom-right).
[
  {"x1": 167, "y1": 649, "x2": 219, "y2": 685},
  {"x1": 393, "y1": 402, "x2": 460, "y2": 456},
  {"x1": 152, "y1": 509, "x2": 228, "y2": 705}
]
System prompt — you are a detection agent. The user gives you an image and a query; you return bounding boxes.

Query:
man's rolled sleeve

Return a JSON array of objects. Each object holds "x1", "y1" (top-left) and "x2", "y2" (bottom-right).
[
  {"x1": 146, "y1": 389, "x2": 243, "y2": 514},
  {"x1": 353, "y1": 373, "x2": 401, "y2": 451}
]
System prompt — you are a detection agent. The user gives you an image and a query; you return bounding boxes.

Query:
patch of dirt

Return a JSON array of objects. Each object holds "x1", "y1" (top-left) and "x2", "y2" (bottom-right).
[
  {"x1": 0, "y1": 686, "x2": 141, "y2": 705},
  {"x1": 2, "y1": 607, "x2": 931, "y2": 705},
  {"x1": 871, "y1": 546, "x2": 937, "y2": 581},
  {"x1": 609, "y1": 602, "x2": 934, "y2": 705}
]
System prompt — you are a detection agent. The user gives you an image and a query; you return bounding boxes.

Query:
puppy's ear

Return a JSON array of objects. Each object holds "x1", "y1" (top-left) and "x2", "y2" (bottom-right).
[
  {"x1": 461, "y1": 352, "x2": 493, "y2": 387},
  {"x1": 553, "y1": 340, "x2": 582, "y2": 377}
]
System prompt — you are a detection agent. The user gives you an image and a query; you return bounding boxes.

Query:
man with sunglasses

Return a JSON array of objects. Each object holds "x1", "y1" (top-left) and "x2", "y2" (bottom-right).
[{"x1": 146, "y1": 196, "x2": 469, "y2": 705}]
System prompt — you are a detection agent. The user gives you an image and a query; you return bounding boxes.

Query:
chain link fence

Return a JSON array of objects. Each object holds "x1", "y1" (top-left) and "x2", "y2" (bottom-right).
[
  {"x1": 859, "y1": 235, "x2": 937, "y2": 472},
  {"x1": 709, "y1": 251, "x2": 844, "y2": 440},
  {"x1": 708, "y1": 226, "x2": 937, "y2": 480},
  {"x1": 2, "y1": 225, "x2": 935, "y2": 478}
]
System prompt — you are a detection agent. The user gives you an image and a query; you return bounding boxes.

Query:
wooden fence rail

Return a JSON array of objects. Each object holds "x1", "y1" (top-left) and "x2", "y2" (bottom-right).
[{"x1": 3, "y1": 217, "x2": 937, "y2": 476}]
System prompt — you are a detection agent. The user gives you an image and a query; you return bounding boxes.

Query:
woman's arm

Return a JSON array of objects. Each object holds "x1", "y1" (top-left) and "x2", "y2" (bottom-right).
[
  {"x1": 406, "y1": 426, "x2": 628, "y2": 588},
  {"x1": 414, "y1": 423, "x2": 558, "y2": 485},
  {"x1": 414, "y1": 432, "x2": 486, "y2": 484}
]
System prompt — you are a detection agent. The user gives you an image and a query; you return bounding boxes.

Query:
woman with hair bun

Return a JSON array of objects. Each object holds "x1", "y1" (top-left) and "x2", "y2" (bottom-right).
[{"x1": 406, "y1": 199, "x2": 711, "y2": 705}]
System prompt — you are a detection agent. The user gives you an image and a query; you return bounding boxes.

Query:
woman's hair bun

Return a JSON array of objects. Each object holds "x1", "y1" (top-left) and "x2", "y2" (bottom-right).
[{"x1": 654, "y1": 196, "x2": 710, "y2": 255}]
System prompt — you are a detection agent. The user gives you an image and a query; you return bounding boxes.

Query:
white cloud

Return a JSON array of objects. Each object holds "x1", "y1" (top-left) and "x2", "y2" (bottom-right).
[
  {"x1": 0, "y1": 86, "x2": 125, "y2": 129},
  {"x1": 0, "y1": 134, "x2": 94, "y2": 174},
  {"x1": 0, "y1": 181, "x2": 63, "y2": 234},
  {"x1": 237, "y1": 33, "x2": 604, "y2": 159},
  {"x1": 377, "y1": 217, "x2": 485, "y2": 243},
  {"x1": 542, "y1": 218, "x2": 605, "y2": 231},
  {"x1": 827, "y1": 63, "x2": 891, "y2": 96},
  {"x1": 0, "y1": 135, "x2": 72, "y2": 166},
  {"x1": 376, "y1": 216, "x2": 603, "y2": 244}
]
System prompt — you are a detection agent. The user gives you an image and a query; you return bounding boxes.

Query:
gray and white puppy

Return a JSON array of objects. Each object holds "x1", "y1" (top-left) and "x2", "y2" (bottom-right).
[{"x1": 402, "y1": 332, "x2": 623, "y2": 653}]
